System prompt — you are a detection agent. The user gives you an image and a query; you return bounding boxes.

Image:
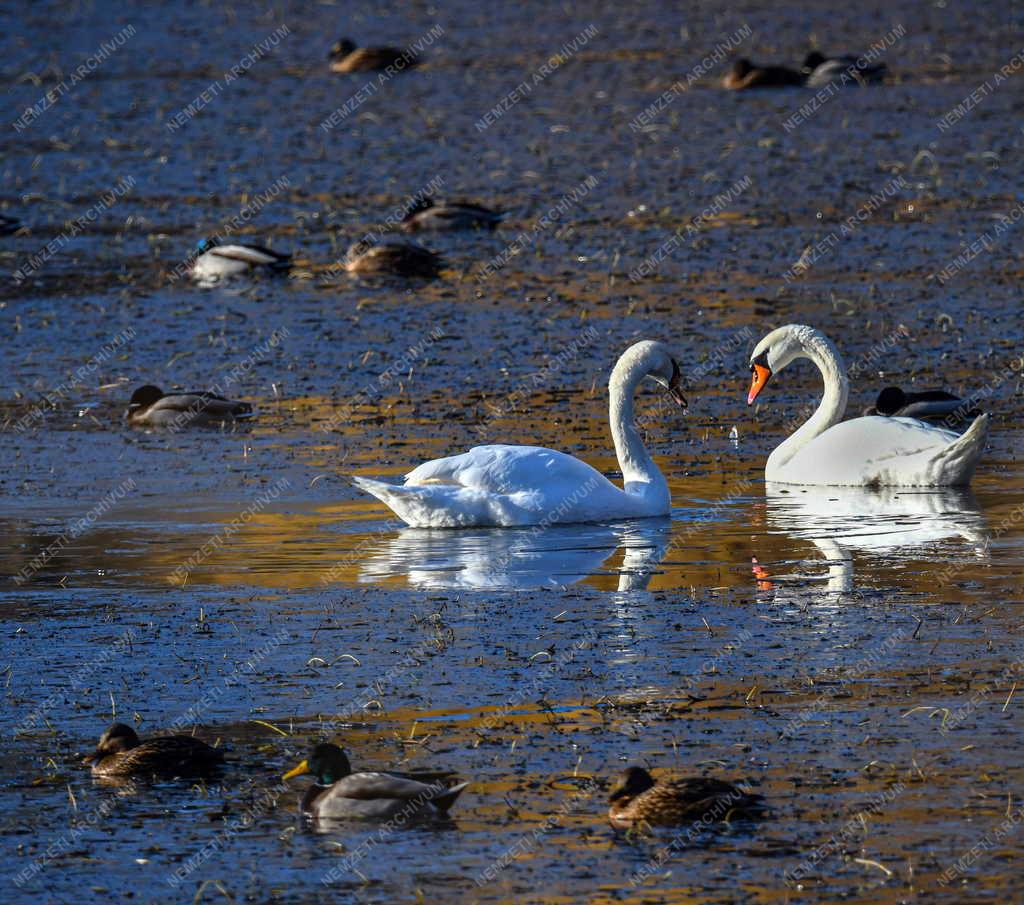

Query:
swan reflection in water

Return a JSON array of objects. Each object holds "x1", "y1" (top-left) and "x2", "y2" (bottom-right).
[
  {"x1": 754, "y1": 484, "x2": 988, "y2": 599},
  {"x1": 358, "y1": 519, "x2": 672, "y2": 590}
]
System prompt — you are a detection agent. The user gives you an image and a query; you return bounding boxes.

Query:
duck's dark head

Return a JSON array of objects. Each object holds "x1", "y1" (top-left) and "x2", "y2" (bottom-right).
[
  {"x1": 84, "y1": 722, "x2": 140, "y2": 764},
  {"x1": 609, "y1": 766, "x2": 655, "y2": 804},
  {"x1": 329, "y1": 38, "x2": 357, "y2": 60},
  {"x1": 283, "y1": 743, "x2": 352, "y2": 784},
  {"x1": 803, "y1": 51, "x2": 827, "y2": 71},
  {"x1": 874, "y1": 386, "x2": 907, "y2": 416},
  {"x1": 128, "y1": 385, "x2": 164, "y2": 413},
  {"x1": 195, "y1": 236, "x2": 219, "y2": 255},
  {"x1": 730, "y1": 58, "x2": 754, "y2": 78}
]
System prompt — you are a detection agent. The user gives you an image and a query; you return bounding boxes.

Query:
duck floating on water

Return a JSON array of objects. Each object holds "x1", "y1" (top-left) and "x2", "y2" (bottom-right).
[
  {"x1": 608, "y1": 766, "x2": 766, "y2": 829},
  {"x1": 864, "y1": 386, "x2": 979, "y2": 426},
  {"x1": 329, "y1": 38, "x2": 413, "y2": 73},
  {"x1": 400, "y1": 198, "x2": 503, "y2": 232},
  {"x1": 126, "y1": 385, "x2": 254, "y2": 428},
  {"x1": 190, "y1": 236, "x2": 291, "y2": 283},
  {"x1": 723, "y1": 58, "x2": 805, "y2": 90},
  {"x1": 283, "y1": 743, "x2": 468, "y2": 820},
  {"x1": 84, "y1": 723, "x2": 224, "y2": 778},
  {"x1": 344, "y1": 239, "x2": 444, "y2": 278}
]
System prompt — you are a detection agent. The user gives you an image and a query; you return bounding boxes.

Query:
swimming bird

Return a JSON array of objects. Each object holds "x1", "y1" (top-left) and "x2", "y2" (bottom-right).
[
  {"x1": 351, "y1": 341, "x2": 687, "y2": 527},
  {"x1": 747, "y1": 324, "x2": 988, "y2": 486},
  {"x1": 802, "y1": 51, "x2": 887, "y2": 87},
  {"x1": 190, "y1": 237, "x2": 291, "y2": 283},
  {"x1": 723, "y1": 59, "x2": 805, "y2": 90},
  {"x1": 608, "y1": 766, "x2": 765, "y2": 829},
  {"x1": 864, "y1": 386, "x2": 980, "y2": 426},
  {"x1": 329, "y1": 38, "x2": 413, "y2": 73},
  {"x1": 400, "y1": 198, "x2": 504, "y2": 232},
  {"x1": 283, "y1": 743, "x2": 468, "y2": 820},
  {"x1": 84, "y1": 723, "x2": 224, "y2": 778},
  {"x1": 344, "y1": 239, "x2": 444, "y2": 278},
  {"x1": 126, "y1": 385, "x2": 254, "y2": 428},
  {"x1": 0, "y1": 214, "x2": 20, "y2": 235}
]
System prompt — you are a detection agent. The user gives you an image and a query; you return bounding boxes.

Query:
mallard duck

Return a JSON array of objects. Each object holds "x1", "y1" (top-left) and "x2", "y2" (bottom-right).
[
  {"x1": 84, "y1": 723, "x2": 224, "y2": 778},
  {"x1": 400, "y1": 198, "x2": 503, "y2": 232},
  {"x1": 126, "y1": 385, "x2": 254, "y2": 428},
  {"x1": 329, "y1": 38, "x2": 414, "y2": 73},
  {"x1": 0, "y1": 214, "x2": 20, "y2": 235},
  {"x1": 608, "y1": 766, "x2": 765, "y2": 829},
  {"x1": 344, "y1": 240, "x2": 444, "y2": 278},
  {"x1": 803, "y1": 51, "x2": 887, "y2": 87},
  {"x1": 283, "y1": 743, "x2": 468, "y2": 820},
  {"x1": 190, "y1": 237, "x2": 291, "y2": 283},
  {"x1": 723, "y1": 59, "x2": 805, "y2": 90},
  {"x1": 864, "y1": 386, "x2": 979, "y2": 425}
]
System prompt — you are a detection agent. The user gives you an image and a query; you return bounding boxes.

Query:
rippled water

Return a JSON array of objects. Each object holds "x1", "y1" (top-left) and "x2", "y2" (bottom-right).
[{"x1": 3, "y1": 0, "x2": 1024, "y2": 903}]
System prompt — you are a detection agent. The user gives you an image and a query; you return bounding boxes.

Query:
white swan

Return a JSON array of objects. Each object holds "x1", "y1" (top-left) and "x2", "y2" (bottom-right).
[
  {"x1": 747, "y1": 324, "x2": 988, "y2": 486},
  {"x1": 351, "y1": 341, "x2": 687, "y2": 527}
]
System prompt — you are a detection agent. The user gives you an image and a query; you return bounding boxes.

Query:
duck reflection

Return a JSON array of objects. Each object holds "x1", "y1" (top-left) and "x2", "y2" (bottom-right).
[
  {"x1": 754, "y1": 484, "x2": 987, "y2": 598},
  {"x1": 357, "y1": 519, "x2": 671, "y2": 590}
]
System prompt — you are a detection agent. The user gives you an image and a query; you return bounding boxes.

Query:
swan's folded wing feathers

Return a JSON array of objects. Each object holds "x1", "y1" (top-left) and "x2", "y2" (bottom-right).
[{"x1": 405, "y1": 445, "x2": 608, "y2": 495}]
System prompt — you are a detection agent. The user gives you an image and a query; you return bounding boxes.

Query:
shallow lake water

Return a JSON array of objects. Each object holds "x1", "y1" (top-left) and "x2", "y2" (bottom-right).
[{"x1": 2, "y1": 0, "x2": 1024, "y2": 903}]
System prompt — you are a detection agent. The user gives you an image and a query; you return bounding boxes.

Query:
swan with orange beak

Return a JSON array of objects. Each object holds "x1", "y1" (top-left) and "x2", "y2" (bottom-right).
[{"x1": 746, "y1": 324, "x2": 988, "y2": 486}]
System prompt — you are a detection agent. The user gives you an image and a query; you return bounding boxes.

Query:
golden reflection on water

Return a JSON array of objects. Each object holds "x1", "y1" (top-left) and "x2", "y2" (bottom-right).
[{"x1": 4, "y1": 401, "x2": 1021, "y2": 602}]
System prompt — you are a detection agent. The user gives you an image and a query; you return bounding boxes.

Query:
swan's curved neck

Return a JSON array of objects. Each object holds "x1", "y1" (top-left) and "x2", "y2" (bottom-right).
[
  {"x1": 770, "y1": 330, "x2": 849, "y2": 469},
  {"x1": 609, "y1": 357, "x2": 669, "y2": 501}
]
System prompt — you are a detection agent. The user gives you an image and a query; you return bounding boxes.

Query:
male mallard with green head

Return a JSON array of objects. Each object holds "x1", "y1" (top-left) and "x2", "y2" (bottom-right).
[
  {"x1": 608, "y1": 766, "x2": 765, "y2": 829},
  {"x1": 125, "y1": 385, "x2": 255, "y2": 428},
  {"x1": 283, "y1": 743, "x2": 468, "y2": 820},
  {"x1": 84, "y1": 723, "x2": 224, "y2": 778}
]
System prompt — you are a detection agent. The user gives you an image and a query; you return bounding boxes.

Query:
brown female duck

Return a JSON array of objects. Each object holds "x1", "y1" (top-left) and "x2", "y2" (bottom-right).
[
  {"x1": 608, "y1": 766, "x2": 765, "y2": 828},
  {"x1": 329, "y1": 38, "x2": 414, "y2": 73},
  {"x1": 723, "y1": 58, "x2": 805, "y2": 90},
  {"x1": 84, "y1": 723, "x2": 224, "y2": 778},
  {"x1": 343, "y1": 239, "x2": 444, "y2": 278}
]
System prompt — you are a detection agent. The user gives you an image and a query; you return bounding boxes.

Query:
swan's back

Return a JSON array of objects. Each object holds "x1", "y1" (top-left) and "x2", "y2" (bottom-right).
[{"x1": 768, "y1": 414, "x2": 988, "y2": 486}]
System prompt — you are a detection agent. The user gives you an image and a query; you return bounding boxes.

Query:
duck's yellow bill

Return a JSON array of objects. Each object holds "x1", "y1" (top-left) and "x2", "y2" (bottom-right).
[
  {"x1": 283, "y1": 759, "x2": 310, "y2": 780},
  {"x1": 748, "y1": 364, "x2": 772, "y2": 405}
]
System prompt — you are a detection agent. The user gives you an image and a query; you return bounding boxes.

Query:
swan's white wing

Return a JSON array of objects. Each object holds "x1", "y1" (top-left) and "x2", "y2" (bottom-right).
[
  {"x1": 770, "y1": 415, "x2": 988, "y2": 486},
  {"x1": 404, "y1": 444, "x2": 612, "y2": 495}
]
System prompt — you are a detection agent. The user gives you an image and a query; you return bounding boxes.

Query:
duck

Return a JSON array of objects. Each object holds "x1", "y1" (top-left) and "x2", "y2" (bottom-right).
[
  {"x1": 190, "y1": 236, "x2": 291, "y2": 283},
  {"x1": 351, "y1": 341, "x2": 687, "y2": 528},
  {"x1": 343, "y1": 239, "x2": 444, "y2": 278},
  {"x1": 864, "y1": 386, "x2": 980, "y2": 426},
  {"x1": 84, "y1": 723, "x2": 224, "y2": 778},
  {"x1": 0, "y1": 214, "x2": 21, "y2": 235},
  {"x1": 126, "y1": 384, "x2": 255, "y2": 428},
  {"x1": 747, "y1": 324, "x2": 989, "y2": 486},
  {"x1": 608, "y1": 766, "x2": 765, "y2": 829},
  {"x1": 400, "y1": 198, "x2": 504, "y2": 232},
  {"x1": 723, "y1": 59, "x2": 805, "y2": 90},
  {"x1": 329, "y1": 38, "x2": 413, "y2": 73},
  {"x1": 802, "y1": 51, "x2": 887, "y2": 87},
  {"x1": 283, "y1": 743, "x2": 468, "y2": 820}
]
